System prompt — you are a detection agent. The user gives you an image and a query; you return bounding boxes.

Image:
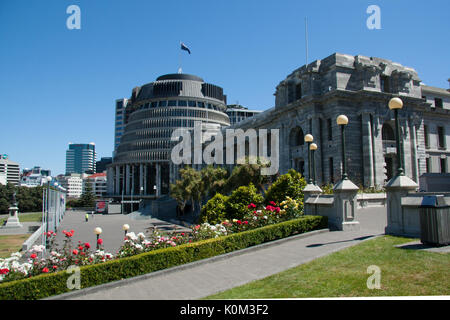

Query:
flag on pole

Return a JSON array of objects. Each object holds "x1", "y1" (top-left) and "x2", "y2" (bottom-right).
[{"x1": 180, "y1": 42, "x2": 191, "y2": 54}]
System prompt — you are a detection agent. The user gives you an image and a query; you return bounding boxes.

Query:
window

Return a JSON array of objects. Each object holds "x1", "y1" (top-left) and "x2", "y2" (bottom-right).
[
  {"x1": 168, "y1": 100, "x2": 177, "y2": 107},
  {"x1": 435, "y1": 98, "x2": 443, "y2": 108},
  {"x1": 424, "y1": 125, "x2": 430, "y2": 148},
  {"x1": 198, "y1": 102, "x2": 205, "y2": 108},
  {"x1": 438, "y1": 126, "x2": 445, "y2": 149},
  {"x1": 329, "y1": 158, "x2": 334, "y2": 183},
  {"x1": 188, "y1": 101, "x2": 196, "y2": 107},
  {"x1": 380, "y1": 76, "x2": 390, "y2": 93},
  {"x1": 158, "y1": 101, "x2": 167, "y2": 107},
  {"x1": 327, "y1": 119, "x2": 332, "y2": 141},
  {"x1": 426, "y1": 157, "x2": 431, "y2": 173},
  {"x1": 440, "y1": 158, "x2": 447, "y2": 173},
  {"x1": 151, "y1": 101, "x2": 158, "y2": 108},
  {"x1": 296, "y1": 83, "x2": 302, "y2": 100},
  {"x1": 178, "y1": 100, "x2": 187, "y2": 107}
]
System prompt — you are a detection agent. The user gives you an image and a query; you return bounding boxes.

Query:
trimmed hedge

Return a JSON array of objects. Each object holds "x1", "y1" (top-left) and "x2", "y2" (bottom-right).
[{"x1": 0, "y1": 215, "x2": 327, "y2": 300}]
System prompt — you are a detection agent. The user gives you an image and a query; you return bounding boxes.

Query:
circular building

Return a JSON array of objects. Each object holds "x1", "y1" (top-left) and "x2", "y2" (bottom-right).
[{"x1": 107, "y1": 73, "x2": 230, "y2": 207}]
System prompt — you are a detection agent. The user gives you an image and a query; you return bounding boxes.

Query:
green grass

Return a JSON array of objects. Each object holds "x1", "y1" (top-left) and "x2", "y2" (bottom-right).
[
  {"x1": 0, "y1": 234, "x2": 30, "y2": 258},
  {"x1": 1, "y1": 212, "x2": 42, "y2": 225},
  {"x1": 205, "y1": 236, "x2": 450, "y2": 298}
]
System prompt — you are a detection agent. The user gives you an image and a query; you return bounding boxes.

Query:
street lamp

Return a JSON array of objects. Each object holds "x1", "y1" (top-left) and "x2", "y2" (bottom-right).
[
  {"x1": 310, "y1": 143, "x2": 318, "y2": 185},
  {"x1": 336, "y1": 115, "x2": 349, "y2": 180},
  {"x1": 122, "y1": 224, "x2": 130, "y2": 237},
  {"x1": 388, "y1": 97, "x2": 405, "y2": 176},
  {"x1": 94, "y1": 227, "x2": 102, "y2": 249},
  {"x1": 304, "y1": 134, "x2": 314, "y2": 184}
]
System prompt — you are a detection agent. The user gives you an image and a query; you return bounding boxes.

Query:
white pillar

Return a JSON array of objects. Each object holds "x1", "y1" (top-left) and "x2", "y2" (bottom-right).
[
  {"x1": 139, "y1": 164, "x2": 144, "y2": 195},
  {"x1": 143, "y1": 164, "x2": 148, "y2": 195}
]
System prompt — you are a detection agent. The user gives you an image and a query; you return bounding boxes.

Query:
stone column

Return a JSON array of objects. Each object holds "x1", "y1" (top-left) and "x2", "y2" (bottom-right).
[
  {"x1": 361, "y1": 112, "x2": 375, "y2": 188},
  {"x1": 115, "y1": 166, "x2": 120, "y2": 195},
  {"x1": 143, "y1": 164, "x2": 148, "y2": 195},
  {"x1": 332, "y1": 179, "x2": 360, "y2": 231},
  {"x1": 131, "y1": 164, "x2": 135, "y2": 195},
  {"x1": 156, "y1": 163, "x2": 161, "y2": 197},
  {"x1": 139, "y1": 164, "x2": 144, "y2": 195},
  {"x1": 106, "y1": 167, "x2": 114, "y2": 195},
  {"x1": 385, "y1": 175, "x2": 418, "y2": 235},
  {"x1": 303, "y1": 184, "x2": 322, "y2": 215},
  {"x1": 125, "y1": 164, "x2": 130, "y2": 195}
]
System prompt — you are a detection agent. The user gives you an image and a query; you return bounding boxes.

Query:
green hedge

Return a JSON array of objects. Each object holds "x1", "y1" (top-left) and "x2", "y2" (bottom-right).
[{"x1": 0, "y1": 215, "x2": 327, "y2": 300}]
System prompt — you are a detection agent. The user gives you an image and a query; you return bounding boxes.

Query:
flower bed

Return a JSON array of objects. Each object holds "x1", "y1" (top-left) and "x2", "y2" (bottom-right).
[{"x1": 0, "y1": 215, "x2": 327, "y2": 300}]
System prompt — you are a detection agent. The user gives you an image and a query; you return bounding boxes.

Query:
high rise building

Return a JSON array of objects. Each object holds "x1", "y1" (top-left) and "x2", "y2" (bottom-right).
[
  {"x1": 0, "y1": 155, "x2": 20, "y2": 186},
  {"x1": 65, "y1": 143, "x2": 97, "y2": 175},
  {"x1": 57, "y1": 174, "x2": 84, "y2": 198},
  {"x1": 96, "y1": 157, "x2": 112, "y2": 173},
  {"x1": 114, "y1": 98, "x2": 128, "y2": 157}
]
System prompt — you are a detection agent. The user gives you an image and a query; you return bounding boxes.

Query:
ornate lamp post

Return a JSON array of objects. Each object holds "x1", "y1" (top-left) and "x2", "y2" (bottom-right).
[
  {"x1": 94, "y1": 227, "x2": 102, "y2": 250},
  {"x1": 388, "y1": 97, "x2": 405, "y2": 177},
  {"x1": 336, "y1": 115, "x2": 349, "y2": 180},
  {"x1": 310, "y1": 143, "x2": 318, "y2": 185},
  {"x1": 304, "y1": 134, "x2": 314, "y2": 184},
  {"x1": 122, "y1": 224, "x2": 130, "y2": 237}
]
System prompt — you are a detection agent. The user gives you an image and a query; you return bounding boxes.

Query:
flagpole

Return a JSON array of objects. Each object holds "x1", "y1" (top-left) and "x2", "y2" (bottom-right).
[{"x1": 179, "y1": 41, "x2": 182, "y2": 73}]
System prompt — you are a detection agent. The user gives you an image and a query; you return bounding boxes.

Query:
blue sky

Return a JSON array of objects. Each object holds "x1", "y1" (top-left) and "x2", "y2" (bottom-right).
[{"x1": 0, "y1": 0, "x2": 449, "y2": 175}]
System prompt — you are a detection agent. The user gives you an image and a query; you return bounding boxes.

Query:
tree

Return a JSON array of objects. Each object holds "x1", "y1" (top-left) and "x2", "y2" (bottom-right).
[
  {"x1": 79, "y1": 182, "x2": 95, "y2": 207},
  {"x1": 223, "y1": 158, "x2": 276, "y2": 195},
  {"x1": 264, "y1": 169, "x2": 307, "y2": 205},
  {"x1": 225, "y1": 183, "x2": 264, "y2": 221}
]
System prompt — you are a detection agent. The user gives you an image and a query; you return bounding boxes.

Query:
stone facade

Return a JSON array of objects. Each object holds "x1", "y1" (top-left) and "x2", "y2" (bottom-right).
[{"x1": 230, "y1": 53, "x2": 450, "y2": 189}]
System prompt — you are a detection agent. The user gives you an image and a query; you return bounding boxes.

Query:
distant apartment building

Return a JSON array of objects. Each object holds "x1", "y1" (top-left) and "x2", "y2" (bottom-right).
[
  {"x1": 66, "y1": 143, "x2": 97, "y2": 175},
  {"x1": 114, "y1": 98, "x2": 128, "y2": 157},
  {"x1": 20, "y1": 166, "x2": 52, "y2": 187},
  {"x1": 226, "y1": 104, "x2": 262, "y2": 125},
  {"x1": 96, "y1": 157, "x2": 112, "y2": 173},
  {"x1": 57, "y1": 174, "x2": 83, "y2": 198},
  {"x1": 0, "y1": 155, "x2": 20, "y2": 186},
  {"x1": 85, "y1": 172, "x2": 107, "y2": 198}
]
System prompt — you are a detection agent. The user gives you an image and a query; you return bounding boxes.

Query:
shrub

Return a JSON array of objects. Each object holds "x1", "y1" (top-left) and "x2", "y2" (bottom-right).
[
  {"x1": 264, "y1": 169, "x2": 307, "y2": 204},
  {"x1": 0, "y1": 215, "x2": 327, "y2": 300},
  {"x1": 225, "y1": 183, "x2": 264, "y2": 221},
  {"x1": 199, "y1": 193, "x2": 229, "y2": 224}
]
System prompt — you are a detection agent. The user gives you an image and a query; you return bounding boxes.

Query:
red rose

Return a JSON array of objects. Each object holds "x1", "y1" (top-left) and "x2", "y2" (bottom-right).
[
  {"x1": 275, "y1": 207, "x2": 281, "y2": 213},
  {"x1": 181, "y1": 233, "x2": 185, "y2": 236},
  {"x1": 70, "y1": 229, "x2": 74, "y2": 234},
  {"x1": 52, "y1": 266, "x2": 58, "y2": 269},
  {"x1": 42, "y1": 267, "x2": 49, "y2": 273},
  {"x1": 237, "y1": 220, "x2": 242, "y2": 225},
  {"x1": 84, "y1": 242, "x2": 91, "y2": 249},
  {"x1": 243, "y1": 221, "x2": 248, "y2": 225},
  {"x1": 30, "y1": 253, "x2": 37, "y2": 259},
  {"x1": 270, "y1": 201, "x2": 277, "y2": 206},
  {"x1": 78, "y1": 246, "x2": 83, "y2": 251},
  {"x1": 0, "y1": 268, "x2": 9, "y2": 275},
  {"x1": 97, "y1": 238, "x2": 103, "y2": 245},
  {"x1": 72, "y1": 249, "x2": 78, "y2": 255}
]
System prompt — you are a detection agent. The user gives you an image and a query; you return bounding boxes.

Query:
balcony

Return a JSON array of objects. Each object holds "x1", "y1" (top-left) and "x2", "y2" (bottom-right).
[{"x1": 383, "y1": 140, "x2": 397, "y2": 155}]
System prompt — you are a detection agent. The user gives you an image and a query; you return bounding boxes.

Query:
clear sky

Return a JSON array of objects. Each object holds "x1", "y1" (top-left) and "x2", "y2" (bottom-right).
[{"x1": 1, "y1": 0, "x2": 449, "y2": 176}]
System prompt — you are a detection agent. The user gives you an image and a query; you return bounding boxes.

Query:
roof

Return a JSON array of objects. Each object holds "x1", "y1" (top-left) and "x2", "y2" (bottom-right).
[
  {"x1": 421, "y1": 85, "x2": 450, "y2": 96},
  {"x1": 156, "y1": 73, "x2": 204, "y2": 82},
  {"x1": 86, "y1": 173, "x2": 106, "y2": 179}
]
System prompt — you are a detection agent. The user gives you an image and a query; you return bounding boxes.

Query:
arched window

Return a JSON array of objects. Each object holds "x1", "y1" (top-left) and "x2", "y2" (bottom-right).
[
  {"x1": 382, "y1": 123, "x2": 395, "y2": 141},
  {"x1": 289, "y1": 127, "x2": 305, "y2": 147}
]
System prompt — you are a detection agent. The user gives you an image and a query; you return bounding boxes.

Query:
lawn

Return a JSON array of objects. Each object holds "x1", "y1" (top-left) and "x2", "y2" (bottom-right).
[
  {"x1": 205, "y1": 236, "x2": 450, "y2": 298},
  {"x1": 0, "y1": 234, "x2": 30, "y2": 258},
  {"x1": 1, "y1": 212, "x2": 42, "y2": 225}
]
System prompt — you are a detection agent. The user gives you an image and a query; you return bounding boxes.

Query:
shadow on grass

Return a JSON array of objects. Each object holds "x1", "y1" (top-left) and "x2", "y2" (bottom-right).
[{"x1": 306, "y1": 235, "x2": 376, "y2": 248}]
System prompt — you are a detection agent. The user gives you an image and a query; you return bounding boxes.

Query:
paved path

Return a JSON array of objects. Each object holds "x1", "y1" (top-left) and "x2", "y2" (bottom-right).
[
  {"x1": 50, "y1": 211, "x2": 191, "y2": 255},
  {"x1": 52, "y1": 227, "x2": 384, "y2": 300},
  {"x1": 0, "y1": 222, "x2": 41, "y2": 235}
]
